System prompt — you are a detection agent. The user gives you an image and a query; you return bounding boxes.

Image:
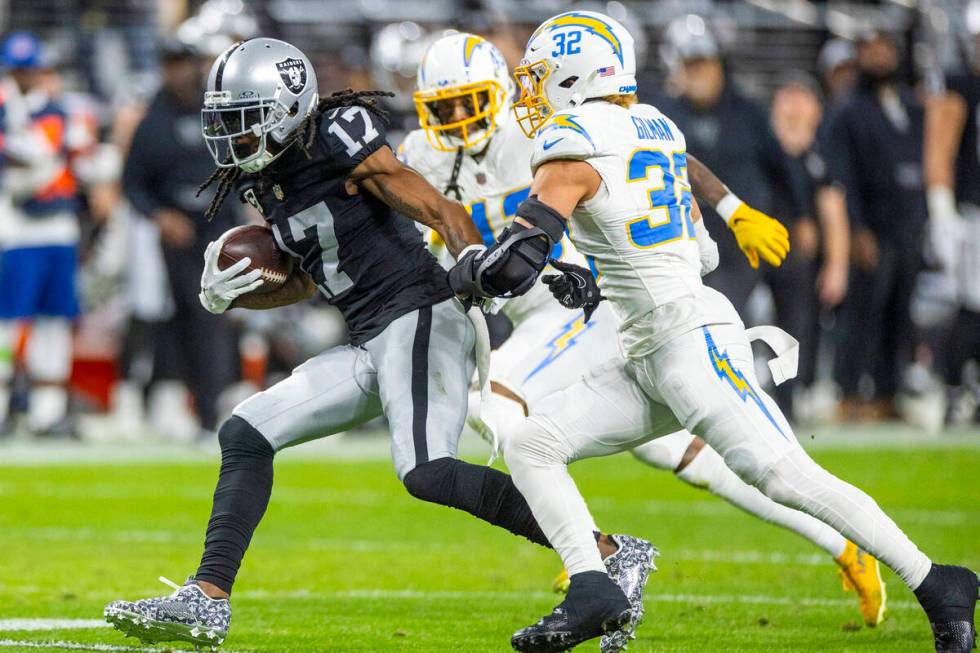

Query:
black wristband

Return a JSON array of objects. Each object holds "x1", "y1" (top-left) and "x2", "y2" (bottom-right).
[{"x1": 515, "y1": 195, "x2": 567, "y2": 244}]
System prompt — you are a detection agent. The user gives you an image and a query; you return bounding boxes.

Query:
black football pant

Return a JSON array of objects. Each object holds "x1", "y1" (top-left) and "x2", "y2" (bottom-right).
[{"x1": 194, "y1": 299, "x2": 549, "y2": 594}]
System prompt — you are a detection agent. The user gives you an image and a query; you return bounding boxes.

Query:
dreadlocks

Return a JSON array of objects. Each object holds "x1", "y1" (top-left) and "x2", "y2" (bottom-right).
[{"x1": 197, "y1": 88, "x2": 395, "y2": 221}]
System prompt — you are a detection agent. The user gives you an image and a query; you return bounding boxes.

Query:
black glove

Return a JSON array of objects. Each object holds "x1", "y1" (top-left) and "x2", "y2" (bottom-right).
[
  {"x1": 447, "y1": 246, "x2": 488, "y2": 298},
  {"x1": 541, "y1": 259, "x2": 604, "y2": 323}
]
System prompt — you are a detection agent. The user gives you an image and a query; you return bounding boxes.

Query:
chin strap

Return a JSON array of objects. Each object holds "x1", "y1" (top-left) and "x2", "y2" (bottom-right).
[{"x1": 443, "y1": 147, "x2": 465, "y2": 201}]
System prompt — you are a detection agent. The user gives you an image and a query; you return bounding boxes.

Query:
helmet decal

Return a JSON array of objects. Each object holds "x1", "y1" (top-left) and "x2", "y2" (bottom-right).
[
  {"x1": 276, "y1": 57, "x2": 308, "y2": 93},
  {"x1": 532, "y1": 12, "x2": 623, "y2": 66},
  {"x1": 462, "y1": 35, "x2": 485, "y2": 67}
]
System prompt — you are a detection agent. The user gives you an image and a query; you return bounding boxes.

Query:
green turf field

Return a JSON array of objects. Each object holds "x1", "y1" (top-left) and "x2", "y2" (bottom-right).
[{"x1": 1, "y1": 430, "x2": 978, "y2": 652}]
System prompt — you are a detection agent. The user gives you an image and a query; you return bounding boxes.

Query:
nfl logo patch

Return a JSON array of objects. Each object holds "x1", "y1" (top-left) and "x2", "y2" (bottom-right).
[
  {"x1": 276, "y1": 58, "x2": 308, "y2": 93},
  {"x1": 598, "y1": 66, "x2": 615, "y2": 77}
]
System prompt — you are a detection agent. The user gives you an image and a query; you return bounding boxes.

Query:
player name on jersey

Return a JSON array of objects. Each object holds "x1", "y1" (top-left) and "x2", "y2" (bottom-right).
[{"x1": 631, "y1": 115, "x2": 676, "y2": 142}]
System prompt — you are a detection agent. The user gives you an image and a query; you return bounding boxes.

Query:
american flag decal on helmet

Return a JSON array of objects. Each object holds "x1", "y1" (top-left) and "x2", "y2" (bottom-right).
[{"x1": 598, "y1": 66, "x2": 615, "y2": 77}]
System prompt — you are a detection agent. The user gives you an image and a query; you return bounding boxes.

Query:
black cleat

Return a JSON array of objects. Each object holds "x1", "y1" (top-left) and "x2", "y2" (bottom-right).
[
  {"x1": 511, "y1": 570, "x2": 632, "y2": 653},
  {"x1": 914, "y1": 564, "x2": 979, "y2": 653}
]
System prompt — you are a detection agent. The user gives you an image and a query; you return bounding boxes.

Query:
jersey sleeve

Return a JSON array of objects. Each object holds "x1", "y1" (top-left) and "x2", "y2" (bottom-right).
[
  {"x1": 316, "y1": 104, "x2": 390, "y2": 174},
  {"x1": 530, "y1": 111, "x2": 599, "y2": 172}
]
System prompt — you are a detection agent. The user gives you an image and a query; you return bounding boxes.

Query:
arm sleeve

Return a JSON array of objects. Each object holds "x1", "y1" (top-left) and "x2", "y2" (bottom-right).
[
  {"x1": 121, "y1": 114, "x2": 162, "y2": 218},
  {"x1": 317, "y1": 105, "x2": 390, "y2": 176}
]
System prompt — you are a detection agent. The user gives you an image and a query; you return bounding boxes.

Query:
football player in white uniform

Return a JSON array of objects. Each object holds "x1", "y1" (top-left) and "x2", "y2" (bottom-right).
[
  {"x1": 401, "y1": 31, "x2": 886, "y2": 633},
  {"x1": 448, "y1": 12, "x2": 978, "y2": 653}
]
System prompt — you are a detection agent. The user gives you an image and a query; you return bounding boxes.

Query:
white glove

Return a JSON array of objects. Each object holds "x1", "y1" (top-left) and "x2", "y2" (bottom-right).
[
  {"x1": 199, "y1": 238, "x2": 265, "y2": 314},
  {"x1": 927, "y1": 187, "x2": 965, "y2": 273},
  {"x1": 693, "y1": 218, "x2": 720, "y2": 277}
]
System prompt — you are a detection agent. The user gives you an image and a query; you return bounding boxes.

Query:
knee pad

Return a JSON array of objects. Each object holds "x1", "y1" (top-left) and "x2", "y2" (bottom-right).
[
  {"x1": 219, "y1": 415, "x2": 274, "y2": 464},
  {"x1": 402, "y1": 457, "x2": 456, "y2": 502},
  {"x1": 502, "y1": 417, "x2": 568, "y2": 470},
  {"x1": 753, "y1": 453, "x2": 809, "y2": 508}
]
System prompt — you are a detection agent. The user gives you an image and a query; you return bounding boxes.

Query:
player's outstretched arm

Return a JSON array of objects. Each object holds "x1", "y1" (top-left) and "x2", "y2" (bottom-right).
[
  {"x1": 447, "y1": 159, "x2": 600, "y2": 300},
  {"x1": 350, "y1": 145, "x2": 482, "y2": 257},
  {"x1": 687, "y1": 154, "x2": 790, "y2": 269}
]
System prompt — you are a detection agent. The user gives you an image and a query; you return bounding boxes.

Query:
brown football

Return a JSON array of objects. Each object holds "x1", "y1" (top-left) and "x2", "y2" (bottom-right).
[{"x1": 217, "y1": 225, "x2": 294, "y2": 295}]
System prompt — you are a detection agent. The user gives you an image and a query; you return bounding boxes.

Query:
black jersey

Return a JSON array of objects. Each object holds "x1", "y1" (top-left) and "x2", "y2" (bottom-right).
[
  {"x1": 946, "y1": 71, "x2": 980, "y2": 207},
  {"x1": 242, "y1": 105, "x2": 453, "y2": 345}
]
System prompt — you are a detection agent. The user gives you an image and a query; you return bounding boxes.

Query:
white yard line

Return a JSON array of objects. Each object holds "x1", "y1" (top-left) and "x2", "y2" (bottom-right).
[
  {"x1": 234, "y1": 587, "x2": 920, "y2": 610},
  {"x1": 0, "y1": 641, "x2": 163, "y2": 652},
  {"x1": 1, "y1": 428, "x2": 978, "y2": 466},
  {"x1": 0, "y1": 640, "x2": 254, "y2": 653},
  {"x1": 0, "y1": 621, "x2": 108, "y2": 632}
]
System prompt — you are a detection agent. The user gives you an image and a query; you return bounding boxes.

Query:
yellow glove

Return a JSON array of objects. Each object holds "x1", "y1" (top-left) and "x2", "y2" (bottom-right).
[{"x1": 726, "y1": 202, "x2": 790, "y2": 269}]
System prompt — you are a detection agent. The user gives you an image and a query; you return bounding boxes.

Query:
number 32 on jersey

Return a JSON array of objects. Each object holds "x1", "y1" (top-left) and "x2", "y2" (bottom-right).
[{"x1": 626, "y1": 149, "x2": 694, "y2": 248}]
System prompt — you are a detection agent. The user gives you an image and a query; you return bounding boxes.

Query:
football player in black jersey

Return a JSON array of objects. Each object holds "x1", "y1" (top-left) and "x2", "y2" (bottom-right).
[
  {"x1": 925, "y1": 6, "x2": 980, "y2": 426},
  {"x1": 103, "y1": 38, "x2": 643, "y2": 650}
]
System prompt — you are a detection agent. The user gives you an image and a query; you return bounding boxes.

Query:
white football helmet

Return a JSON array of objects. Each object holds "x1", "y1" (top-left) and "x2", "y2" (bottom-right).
[
  {"x1": 370, "y1": 22, "x2": 432, "y2": 112},
  {"x1": 513, "y1": 11, "x2": 636, "y2": 137},
  {"x1": 413, "y1": 33, "x2": 512, "y2": 152}
]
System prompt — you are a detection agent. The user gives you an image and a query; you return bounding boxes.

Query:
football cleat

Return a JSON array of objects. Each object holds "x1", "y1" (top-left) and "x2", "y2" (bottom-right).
[
  {"x1": 512, "y1": 570, "x2": 632, "y2": 653},
  {"x1": 104, "y1": 576, "x2": 230, "y2": 649},
  {"x1": 914, "y1": 564, "x2": 979, "y2": 653},
  {"x1": 552, "y1": 568, "x2": 570, "y2": 595},
  {"x1": 600, "y1": 534, "x2": 658, "y2": 653},
  {"x1": 835, "y1": 540, "x2": 887, "y2": 627}
]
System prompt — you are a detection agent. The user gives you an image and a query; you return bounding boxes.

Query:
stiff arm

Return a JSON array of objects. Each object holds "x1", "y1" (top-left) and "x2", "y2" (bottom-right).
[{"x1": 350, "y1": 145, "x2": 483, "y2": 257}]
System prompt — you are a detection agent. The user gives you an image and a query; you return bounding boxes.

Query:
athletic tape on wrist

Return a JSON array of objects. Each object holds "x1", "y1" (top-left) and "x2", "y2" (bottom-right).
[{"x1": 715, "y1": 193, "x2": 743, "y2": 225}]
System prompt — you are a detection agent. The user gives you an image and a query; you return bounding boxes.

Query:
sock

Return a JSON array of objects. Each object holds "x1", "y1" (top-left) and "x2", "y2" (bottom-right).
[
  {"x1": 677, "y1": 445, "x2": 847, "y2": 559},
  {"x1": 404, "y1": 456, "x2": 551, "y2": 548},
  {"x1": 195, "y1": 416, "x2": 275, "y2": 594}
]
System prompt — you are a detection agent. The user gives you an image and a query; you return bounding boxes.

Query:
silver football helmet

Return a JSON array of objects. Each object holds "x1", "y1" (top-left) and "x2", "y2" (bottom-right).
[{"x1": 201, "y1": 38, "x2": 319, "y2": 173}]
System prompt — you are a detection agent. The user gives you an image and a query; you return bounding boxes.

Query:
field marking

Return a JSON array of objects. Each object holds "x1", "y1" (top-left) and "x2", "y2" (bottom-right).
[
  {"x1": 0, "y1": 641, "x2": 160, "y2": 652},
  {"x1": 1, "y1": 428, "x2": 978, "y2": 466},
  {"x1": 234, "y1": 587, "x2": 920, "y2": 610},
  {"x1": 0, "y1": 641, "x2": 255, "y2": 653},
  {"x1": 0, "y1": 620, "x2": 108, "y2": 632}
]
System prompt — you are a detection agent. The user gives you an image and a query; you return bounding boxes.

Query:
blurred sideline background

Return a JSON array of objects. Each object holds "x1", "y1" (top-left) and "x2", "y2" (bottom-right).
[{"x1": 0, "y1": 0, "x2": 978, "y2": 450}]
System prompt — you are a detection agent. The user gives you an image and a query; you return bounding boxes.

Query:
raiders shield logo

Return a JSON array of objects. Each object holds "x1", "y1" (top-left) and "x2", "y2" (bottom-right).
[
  {"x1": 276, "y1": 58, "x2": 307, "y2": 93},
  {"x1": 242, "y1": 188, "x2": 264, "y2": 215}
]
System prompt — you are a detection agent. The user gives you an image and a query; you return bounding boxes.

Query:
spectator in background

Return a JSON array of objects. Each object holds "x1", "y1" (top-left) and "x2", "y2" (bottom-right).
[
  {"x1": 924, "y1": 3, "x2": 980, "y2": 426},
  {"x1": 0, "y1": 32, "x2": 86, "y2": 436},
  {"x1": 651, "y1": 16, "x2": 808, "y2": 319},
  {"x1": 817, "y1": 38, "x2": 858, "y2": 108},
  {"x1": 122, "y1": 40, "x2": 241, "y2": 437},
  {"x1": 770, "y1": 76, "x2": 851, "y2": 416},
  {"x1": 826, "y1": 31, "x2": 928, "y2": 421}
]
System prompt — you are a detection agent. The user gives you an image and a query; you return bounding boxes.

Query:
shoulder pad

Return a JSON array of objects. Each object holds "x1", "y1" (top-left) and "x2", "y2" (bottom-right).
[{"x1": 530, "y1": 112, "x2": 597, "y2": 172}]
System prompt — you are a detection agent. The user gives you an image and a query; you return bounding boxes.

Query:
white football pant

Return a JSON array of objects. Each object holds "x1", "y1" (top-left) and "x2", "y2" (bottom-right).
[
  {"x1": 503, "y1": 322, "x2": 931, "y2": 589},
  {"x1": 489, "y1": 301, "x2": 847, "y2": 559}
]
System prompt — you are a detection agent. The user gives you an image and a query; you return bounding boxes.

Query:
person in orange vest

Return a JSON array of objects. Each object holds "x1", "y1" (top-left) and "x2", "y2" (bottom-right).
[{"x1": 0, "y1": 31, "x2": 84, "y2": 436}]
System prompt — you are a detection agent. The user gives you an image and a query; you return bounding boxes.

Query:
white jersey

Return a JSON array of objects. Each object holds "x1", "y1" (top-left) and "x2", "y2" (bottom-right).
[
  {"x1": 399, "y1": 117, "x2": 585, "y2": 325},
  {"x1": 530, "y1": 101, "x2": 740, "y2": 358}
]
